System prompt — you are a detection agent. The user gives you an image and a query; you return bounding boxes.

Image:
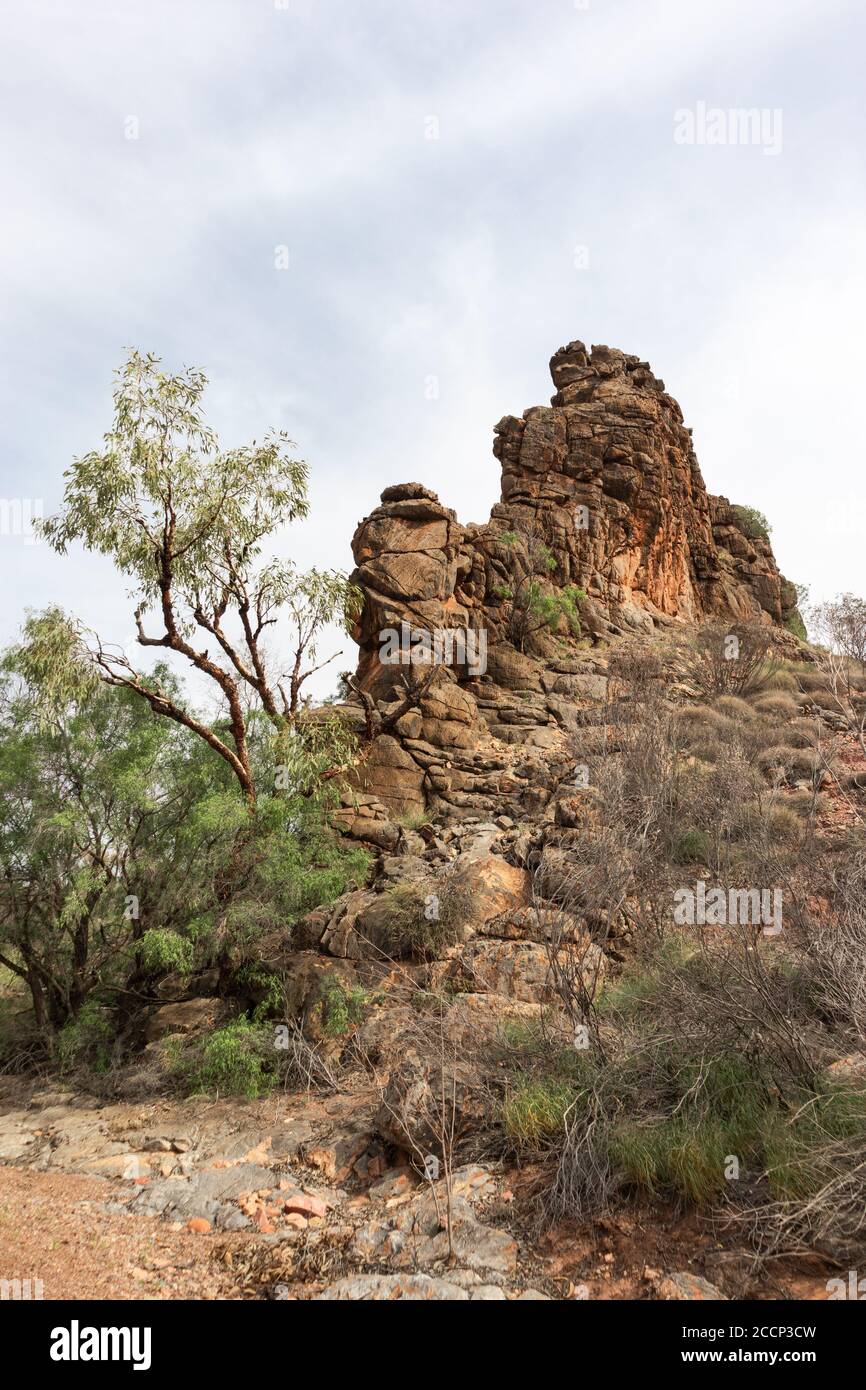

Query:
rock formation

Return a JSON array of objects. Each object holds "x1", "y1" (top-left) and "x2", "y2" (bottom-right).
[{"x1": 339, "y1": 340, "x2": 801, "y2": 825}]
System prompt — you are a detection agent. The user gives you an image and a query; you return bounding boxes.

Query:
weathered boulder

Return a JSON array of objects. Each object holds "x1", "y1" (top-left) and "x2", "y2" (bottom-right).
[
  {"x1": 144, "y1": 998, "x2": 235, "y2": 1044},
  {"x1": 448, "y1": 850, "x2": 529, "y2": 927},
  {"x1": 373, "y1": 1051, "x2": 490, "y2": 1155}
]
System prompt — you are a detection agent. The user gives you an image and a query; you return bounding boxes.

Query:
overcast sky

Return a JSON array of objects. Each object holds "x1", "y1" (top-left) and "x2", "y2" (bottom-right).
[{"x1": 1, "y1": 0, "x2": 864, "y2": 699}]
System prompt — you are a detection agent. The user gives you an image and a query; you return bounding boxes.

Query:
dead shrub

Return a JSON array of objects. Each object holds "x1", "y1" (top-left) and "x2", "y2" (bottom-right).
[
  {"x1": 380, "y1": 877, "x2": 471, "y2": 959},
  {"x1": 785, "y1": 718, "x2": 821, "y2": 750},
  {"x1": 688, "y1": 622, "x2": 782, "y2": 699},
  {"x1": 756, "y1": 745, "x2": 821, "y2": 782}
]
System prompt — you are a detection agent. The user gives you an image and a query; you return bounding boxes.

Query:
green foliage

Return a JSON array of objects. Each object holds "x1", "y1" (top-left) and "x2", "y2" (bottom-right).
[
  {"x1": 30, "y1": 350, "x2": 362, "y2": 801},
  {"x1": 732, "y1": 505, "x2": 772, "y2": 541},
  {"x1": 598, "y1": 936, "x2": 696, "y2": 1018},
  {"x1": 233, "y1": 963, "x2": 285, "y2": 1022},
  {"x1": 672, "y1": 827, "x2": 712, "y2": 864},
  {"x1": 609, "y1": 1054, "x2": 769, "y2": 1204},
  {"x1": 316, "y1": 975, "x2": 368, "y2": 1038},
  {"x1": 541, "y1": 934, "x2": 866, "y2": 1220},
  {"x1": 396, "y1": 809, "x2": 433, "y2": 831},
  {"x1": 794, "y1": 583, "x2": 811, "y2": 609},
  {"x1": 39, "y1": 350, "x2": 309, "y2": 597},
  {"x1": 524, "y1": 582, "x2": 586, "y2": 637},
  {"x1": 498, "y1": 1019, "x2": 595, "y2": 1154},
  {"x1": 495, "y1": 523, "x2": 586, "y2": 651},
  {"x1": 138, "y1": 930, "x2": 195, "y2": 976},
  {"x1": 764, "y1": 1086, "x2": 866, "y2": 1199},
  {"x1": 0, "y1": 643, "x2": 369, "y2": 1045},
  {"x1": 176, "y1": 1017, "x2": 276, "y2": 1098},
  {"x1": 56, "y1": 1001, "x2": 114, "y2": 1073}
]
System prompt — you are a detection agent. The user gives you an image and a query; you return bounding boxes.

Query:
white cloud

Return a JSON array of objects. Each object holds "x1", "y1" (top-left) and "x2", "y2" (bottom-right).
[{"x1": 1, "y1": 0, "x2": 864, "y2": 697}]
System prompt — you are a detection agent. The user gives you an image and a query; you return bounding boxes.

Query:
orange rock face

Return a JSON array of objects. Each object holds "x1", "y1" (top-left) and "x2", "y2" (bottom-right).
[
  {"x1": 351, "y1": 341, "x2": 798, "y2": 671},
  {"x1": 343, "y1": 339, "x2": 801, "y2": 819}
]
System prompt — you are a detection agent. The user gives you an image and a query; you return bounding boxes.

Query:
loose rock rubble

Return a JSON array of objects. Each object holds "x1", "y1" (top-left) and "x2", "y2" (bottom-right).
[{"x1": 0, "y1": 1086, "x2": 559, "y2": 1299}]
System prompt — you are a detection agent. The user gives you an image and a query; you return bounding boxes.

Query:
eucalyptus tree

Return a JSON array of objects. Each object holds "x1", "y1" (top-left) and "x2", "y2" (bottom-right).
[{"x1": 33, "y1": 351, "x2": 361, "y2": 801}]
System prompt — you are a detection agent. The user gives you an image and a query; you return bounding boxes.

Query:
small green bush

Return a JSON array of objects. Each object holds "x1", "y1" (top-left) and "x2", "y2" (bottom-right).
[
  {"x1": 138, "y1": 929, "x2": 195, "y2": 976},
  {"x1": 785, "y1": 614, "x2": 808, "y2": 642},
  {"x1": 764, "y1": 1086, "x2": 866, "y2": 1200},
  {"x1": 56, "y1": 1001, "x2": 114, "y2": 1073},
  {"x1": 672, "y1": 828, "x2": 713, "y2": 864},
  {"x1": 177, "y1": 1017, "x2": 276, "y2": 1098},
  {"x1": 502, "y1": 1078, "x2": 576, "y2": 1151},
  {"x1": 316, "y1": 975, "x2": 368, "y2": 1038},
  {"x1": 733, "y1": 505, "x2": 772, "y2": 541}
]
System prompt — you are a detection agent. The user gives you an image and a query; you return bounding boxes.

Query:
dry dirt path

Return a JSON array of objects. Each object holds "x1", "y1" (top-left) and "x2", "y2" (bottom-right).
[{"x1": 0, "y1": 1164, "x2": 243, "y2": 1300}]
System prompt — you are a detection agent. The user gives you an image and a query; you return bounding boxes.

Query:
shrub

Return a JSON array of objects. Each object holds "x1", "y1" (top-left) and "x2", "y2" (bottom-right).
[
  {"x1": 756, "y1": 745, "x2": 820, "y2": 781},
  {"x1": 688, "y1": 623, "x2": 782, "y2": 699},
  {"x1": 783, "y1": 788, "x2": 825, "y2": 819},
  {"x1": 763, "y1": 1086, "x2": 866, "y2": 1201},
  {"x1": 381, "y1": 878, "x2": 470, "y2": 959},
  {"x1": 795, "y1": 671, "x2": 834, "y2": 694},
  {"x1": 785, "y1": 719, "x2": 821, "y2": 750},
  {"x1": 732, "y1": 505, "x2": 772, "y2": 541},
  {"x1": 177, "y1": 1017, "x2": 276, "y2": 1098},
  {"x1": 56, "y1": 1001, "x2": 114, "y2": 1074},
  {"x1": 761, "y1": 804, "x2": 804, "y2": 843},
  {"x1": 687, "y1": 737, "x2": 729, "y2": 767},
  {"x1": 713, "y1": 694, "x2": 757, "y2": 720},
  {"x1": 609, "y1": 1054, "x2": 770, "y2": 1205},
  {"x1": 397, "y1": 809, "x2": 433, "y2": 831},
  {"x1": 761, "y1": 667, "x2": 800, "y2": 692},
  {"x1": 138, "y1": 929, "x2": 195, "y2": 977},
  {"x1": 676, "y1": 705, "x2": 734, "y2": 740},
  {"x1": 672, "y1": 828, "x2": 712, "y2": 864},
  {"x1": 316, "y1": 975, "x2": 368, "y2": 1038}
]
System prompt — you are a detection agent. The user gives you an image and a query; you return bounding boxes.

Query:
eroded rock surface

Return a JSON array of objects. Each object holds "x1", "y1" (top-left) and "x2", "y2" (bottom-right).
[{"x1": 340, "y1": 340, "x2": 800, "y2": 828}]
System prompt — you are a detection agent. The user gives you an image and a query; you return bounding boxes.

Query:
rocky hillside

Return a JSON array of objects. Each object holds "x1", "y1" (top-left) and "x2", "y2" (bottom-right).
[{"x1": 4, "y1": 341, "x2": 862, "y2": 1305}]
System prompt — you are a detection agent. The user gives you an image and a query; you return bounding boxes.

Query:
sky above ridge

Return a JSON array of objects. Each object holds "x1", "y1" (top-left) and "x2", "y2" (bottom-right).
[{"x1": 1, "y1": 0, "x2": 864, "y2": 697}]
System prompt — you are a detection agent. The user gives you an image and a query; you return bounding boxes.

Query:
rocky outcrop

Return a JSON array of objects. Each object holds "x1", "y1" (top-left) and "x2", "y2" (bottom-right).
[
  {"x1": 340, "y1": 340, "x2": 801, "y2": 824},
  {"x1": 350, "y1": 343, "x2": 798, "y2": 664}
]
